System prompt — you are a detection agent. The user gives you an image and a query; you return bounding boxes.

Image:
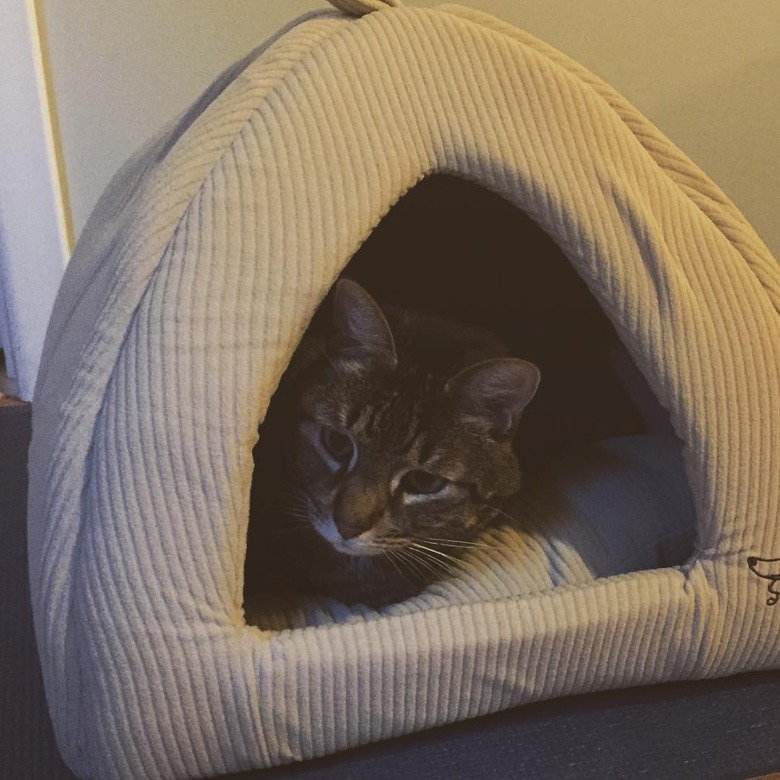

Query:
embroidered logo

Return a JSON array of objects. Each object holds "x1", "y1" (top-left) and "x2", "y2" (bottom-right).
[{"x1": 748, "y1": 556, "x2": 780, "y2": 606}]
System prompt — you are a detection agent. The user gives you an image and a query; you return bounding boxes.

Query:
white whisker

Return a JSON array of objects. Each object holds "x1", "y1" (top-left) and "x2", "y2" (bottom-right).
[
  {"x1": 421, "y1": 536, "x2": 504, "y2": 551},
  {"x1": 410, "y1": 542, "x2": 486, "y2": 579},
  {"x1": 484, "y1": 504, "x2": 516, "y2": 524},
  {"x1": 411, "y1": 542, "x2": 462, "y2": 566},
  {"x1": 398, "y1": 547, "x2": 440, "y2": 580},
  {"x1": 406, "y1": 546, "x2": 456, "y2": 577},
  {"x1": 383, "y1": 549, "x2": 408, "y2": 582}
]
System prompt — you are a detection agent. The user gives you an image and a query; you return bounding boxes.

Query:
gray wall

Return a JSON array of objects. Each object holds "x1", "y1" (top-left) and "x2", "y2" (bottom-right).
[{"x1": 41, "y1": 0, "x2": 780, "y2": 255}]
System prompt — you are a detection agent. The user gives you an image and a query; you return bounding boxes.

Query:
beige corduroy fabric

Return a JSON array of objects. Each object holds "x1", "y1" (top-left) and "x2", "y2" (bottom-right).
[{"x1": 28, "y1": 3, "x2": 780, "y2": 779}]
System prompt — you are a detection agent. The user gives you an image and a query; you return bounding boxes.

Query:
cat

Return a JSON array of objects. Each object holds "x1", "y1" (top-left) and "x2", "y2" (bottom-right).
[{"x1": 244, "y1": 279, "x2": 540, "y2": 608}]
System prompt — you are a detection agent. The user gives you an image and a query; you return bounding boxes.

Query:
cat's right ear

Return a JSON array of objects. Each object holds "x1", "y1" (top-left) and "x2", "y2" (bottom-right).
[
  {"x1": 329, "y1": 279, "x2": 397, "y2": 369},
  {"x1": 446, "y1": 357, "x2": 540, "y2": 440}
]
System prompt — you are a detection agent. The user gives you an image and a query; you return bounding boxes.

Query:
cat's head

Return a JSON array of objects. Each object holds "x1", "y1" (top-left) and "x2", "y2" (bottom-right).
[{"x1": 287, "y1": 280, "x2": 540, "y2": 558}]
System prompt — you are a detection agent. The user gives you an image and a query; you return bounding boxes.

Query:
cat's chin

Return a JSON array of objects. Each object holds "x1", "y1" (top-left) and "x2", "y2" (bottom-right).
[{"x1": 332, "y1": 542, "x2": 386, "y2": 558}]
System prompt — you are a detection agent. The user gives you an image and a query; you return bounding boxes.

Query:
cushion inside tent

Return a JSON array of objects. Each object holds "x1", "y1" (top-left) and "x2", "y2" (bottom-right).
[{"x1": 27, "y1": 2, "x2": 780, "y2": 778}]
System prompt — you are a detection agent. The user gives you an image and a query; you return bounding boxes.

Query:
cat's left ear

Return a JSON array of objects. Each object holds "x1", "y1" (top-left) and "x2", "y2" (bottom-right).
[
  {"x1": 329, "y1": 279, "x2": 397, "y2": 369},
  {"x1": 446, "y1": 358, "x2": 540, "y2": 440}
]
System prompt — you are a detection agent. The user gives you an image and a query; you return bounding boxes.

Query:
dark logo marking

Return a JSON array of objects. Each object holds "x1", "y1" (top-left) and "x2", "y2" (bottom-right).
[{"x1": 748, "y1": 556, "x2": 780, "y2": 606}]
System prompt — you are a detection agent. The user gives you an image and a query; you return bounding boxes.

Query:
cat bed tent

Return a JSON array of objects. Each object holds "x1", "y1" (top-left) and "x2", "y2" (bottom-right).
[{"x1": 28, "y1": 1, "x2": 780, "y2": 778}]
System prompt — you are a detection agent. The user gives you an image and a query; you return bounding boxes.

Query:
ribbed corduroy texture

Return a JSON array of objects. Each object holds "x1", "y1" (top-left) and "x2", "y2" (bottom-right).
[{"x1": 28, "y1": 5, "x2": 780, "y2": 779}]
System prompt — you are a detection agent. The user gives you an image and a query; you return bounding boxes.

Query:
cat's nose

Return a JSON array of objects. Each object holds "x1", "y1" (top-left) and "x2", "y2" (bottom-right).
[
  {"x1": 334, "y1": 511, "x2": 376, "y2": 540},
  {"x1": 334, "y1": 481, "x2": 385, "y2": 539}
]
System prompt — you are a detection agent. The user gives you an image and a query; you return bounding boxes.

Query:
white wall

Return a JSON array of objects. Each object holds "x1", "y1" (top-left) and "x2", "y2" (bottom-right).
[
  {"x1": 41, "y1": 0, "x2": 780, "y2": 255},
  {"x1": 38, "y1": 0, "x2": 323, "y2": 236},
  {"x1": 0, "y1": 0, "x2": 70, "y2": 400}
]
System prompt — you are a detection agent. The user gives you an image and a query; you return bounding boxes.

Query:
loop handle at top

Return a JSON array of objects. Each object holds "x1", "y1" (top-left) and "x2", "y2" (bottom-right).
[{"x1": 326, "y1": 0, "x2": 403, "y2": 17}]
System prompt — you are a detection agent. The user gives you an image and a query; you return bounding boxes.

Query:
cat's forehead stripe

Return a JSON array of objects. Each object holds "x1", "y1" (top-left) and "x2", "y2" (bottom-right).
[{"x1": 349, "y1": 378, "x2": 432, "y2": 456}]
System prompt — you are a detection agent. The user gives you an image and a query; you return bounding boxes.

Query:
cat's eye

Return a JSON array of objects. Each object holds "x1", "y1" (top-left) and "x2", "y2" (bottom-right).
[
  {"x1": 319, "y1": 426, "x2": 354, "y2": 464},
  {"x1": 401, "y1": 470, "x2": 448, "y2": 496}
]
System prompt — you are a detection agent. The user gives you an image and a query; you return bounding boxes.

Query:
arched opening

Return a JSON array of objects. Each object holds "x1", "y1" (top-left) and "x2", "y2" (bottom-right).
[{"x1": 245, "y1": 174, "x2": 696, "y2": 626}]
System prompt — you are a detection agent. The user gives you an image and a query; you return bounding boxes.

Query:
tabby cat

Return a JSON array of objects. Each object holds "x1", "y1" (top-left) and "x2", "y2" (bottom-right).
[{"x1": 245, "y1": 280, "x2": 539, "y2": 607}]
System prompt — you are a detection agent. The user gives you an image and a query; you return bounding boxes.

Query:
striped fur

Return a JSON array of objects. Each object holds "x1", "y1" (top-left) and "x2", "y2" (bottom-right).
[{"x1": 246, "y1": 281, "x2": 538, "y2": 606}]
